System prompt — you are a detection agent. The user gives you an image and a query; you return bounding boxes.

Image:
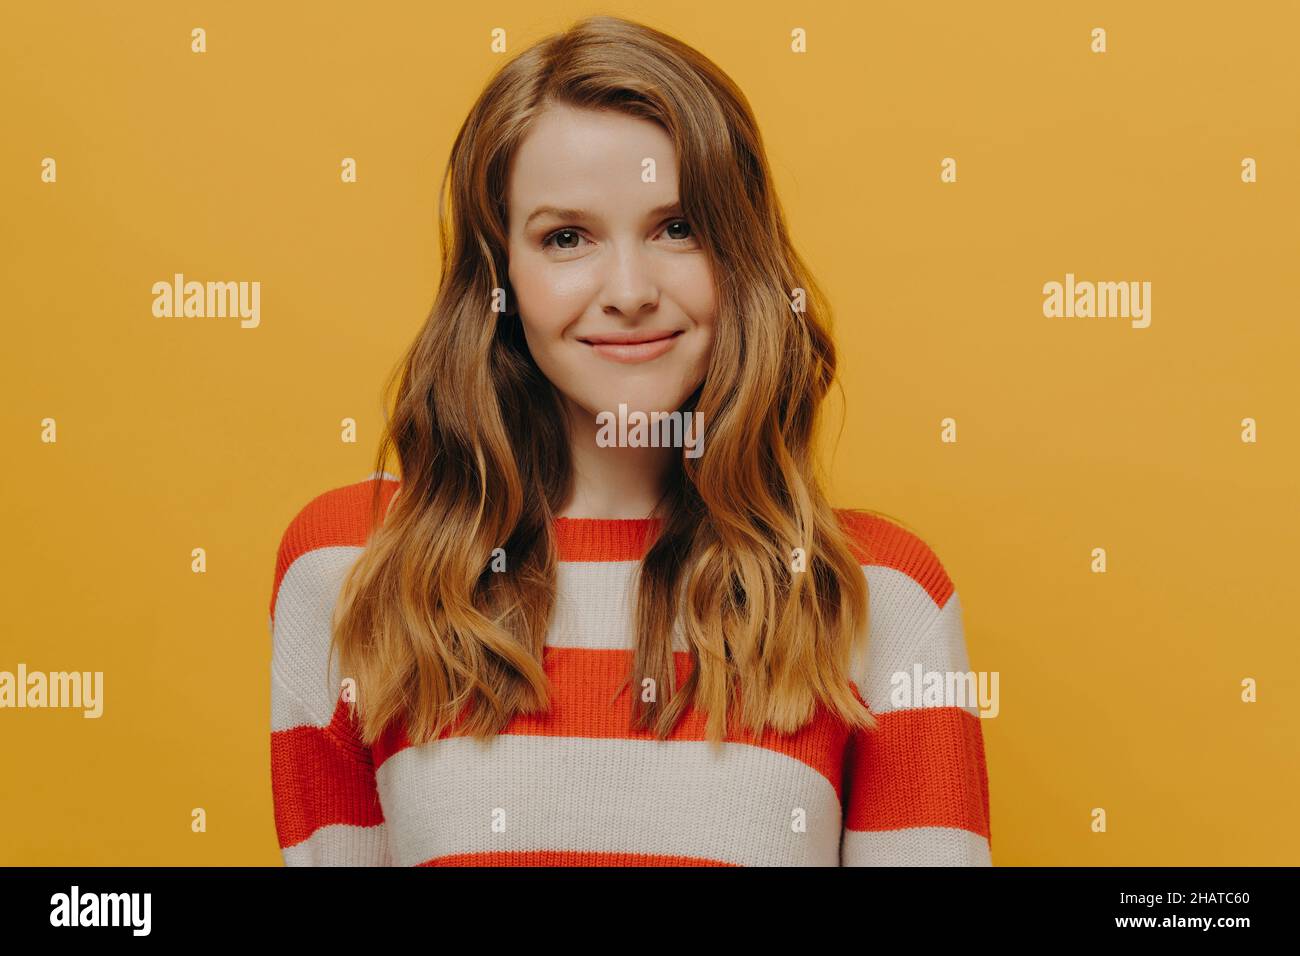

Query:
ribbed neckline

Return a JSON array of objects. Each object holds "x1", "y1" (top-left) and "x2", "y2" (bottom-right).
[{"x1": 552, "y1": 516, "x2": 664, "y2": 562}]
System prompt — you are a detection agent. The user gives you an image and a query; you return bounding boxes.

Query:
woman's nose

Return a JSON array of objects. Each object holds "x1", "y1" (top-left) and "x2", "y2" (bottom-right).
[{"x1": 598, "y1": 245, "x2": 659, "y2": 317}]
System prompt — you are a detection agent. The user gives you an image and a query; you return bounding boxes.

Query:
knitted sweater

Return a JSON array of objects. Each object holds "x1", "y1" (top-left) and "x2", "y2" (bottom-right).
[{"x1": 269, "y1": 475, "x2": 992, "y2": 866}]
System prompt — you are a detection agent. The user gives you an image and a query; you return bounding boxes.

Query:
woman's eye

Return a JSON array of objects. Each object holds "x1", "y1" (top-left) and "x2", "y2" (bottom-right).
[
  {"x1": 542, "y1": 228, "x2": 586, "y2": 250},
  {"x1": 541, "y1": 220, "x2": 694, "y2": 251},
  {"x1": 664, "y1": 218, "x2": 693, "y2": 241}
]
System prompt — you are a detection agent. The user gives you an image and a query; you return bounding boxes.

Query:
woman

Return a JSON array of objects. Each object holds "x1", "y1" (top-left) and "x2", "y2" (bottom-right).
[{"x1": 269, "y1": 14, "x2": 991, "y2": 867}]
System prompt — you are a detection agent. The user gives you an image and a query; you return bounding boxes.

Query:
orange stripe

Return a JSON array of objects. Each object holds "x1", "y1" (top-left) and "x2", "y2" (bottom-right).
[
  {"x1": 372, "y1": 647, "x2": 852, "y2": 795},
  {"x1": 552, "y1": 517, "x2": 665, "y2": 561},
  {"x1": 842, "y1": 706, "x2": 990, "y2": 838},
  {"x1": 835, "y1": 509, "x2": 954, "y2": 609},
  {"x1": 418, "y1": 850, "x2": 736, "y2": 866},
  {"x1": 271, "y1": 702, "x2": 386, "y2": 848}
]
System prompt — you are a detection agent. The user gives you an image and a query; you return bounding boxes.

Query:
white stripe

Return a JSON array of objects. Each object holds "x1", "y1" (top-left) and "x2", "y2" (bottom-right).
[
  {"x1": 551, "y1": 561, "x2": 945, "y2": 659},
  {"x1": 271, "y1": 531, "x2": 941, "y2": 665},
  {"x1": 271, "y1": 545, "x2": 364, "y2": 730},
  {"x1": 282, "y1": 822, "x2": 391, "y2": 866},
  {"x1": 841, "y1": 825, "x2": 991, "y2": 866},
  {"x1": 852, "y1": 573, "x2": 977, "y2": 715},
  {"x1": 272, "y1": 543, "x2": 968, "y2": 723},
  {"x1": 549, "y1": 561, "x2": 689, "y2": 650},
  {"x1": 375, "y1": 733, "x2": 842, "y2": 866}
]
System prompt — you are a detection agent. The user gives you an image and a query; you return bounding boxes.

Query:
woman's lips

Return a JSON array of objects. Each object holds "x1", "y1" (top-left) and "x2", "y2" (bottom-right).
[{"x1": 583, "y1": 330, "x2": 684, "y2": 364}]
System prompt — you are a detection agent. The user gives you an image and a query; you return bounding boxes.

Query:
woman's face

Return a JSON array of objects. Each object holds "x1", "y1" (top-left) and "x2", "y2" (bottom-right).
[{"x1": 506, "y1": 103, "x2": 717, "y2": 430}]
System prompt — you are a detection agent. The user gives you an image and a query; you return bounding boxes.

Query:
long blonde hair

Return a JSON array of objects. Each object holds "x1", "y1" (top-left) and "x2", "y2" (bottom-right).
[{"x1": 332, "y1": 14, "x2": 878, "y2": 748}]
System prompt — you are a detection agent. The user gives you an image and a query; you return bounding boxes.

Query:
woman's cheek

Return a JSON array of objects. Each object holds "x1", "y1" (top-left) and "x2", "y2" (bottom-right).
[
  {"x1": 529, "y1": 283, "x2": 591, "y2": 341},
  {"x1": 675, "y1": 259, "x2": 716, "y2": 324}
]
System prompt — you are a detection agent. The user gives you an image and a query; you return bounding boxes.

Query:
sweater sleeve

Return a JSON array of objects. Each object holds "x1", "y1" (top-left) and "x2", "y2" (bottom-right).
[
  {"x1": 268, "y1": 496, "x2": 392, "y2": 866},
  {"x1": 840, "y1": 588, "x2": 992, "y2": 866}
]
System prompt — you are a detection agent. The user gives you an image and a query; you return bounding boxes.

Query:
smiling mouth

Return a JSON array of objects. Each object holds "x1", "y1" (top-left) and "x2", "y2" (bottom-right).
[{"x1": 579, "y1": 330, "x2": 685, "y2": 364}]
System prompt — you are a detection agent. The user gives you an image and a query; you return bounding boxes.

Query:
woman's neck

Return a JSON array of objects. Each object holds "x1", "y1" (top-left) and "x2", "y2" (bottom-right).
[{"x1": 558, "y1": 397, "x2": 677, "y2": 520}]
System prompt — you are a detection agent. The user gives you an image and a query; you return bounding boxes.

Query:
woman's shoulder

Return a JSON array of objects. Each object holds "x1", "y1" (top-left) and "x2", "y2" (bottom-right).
[
  {"x1": 269, "y1": 473, "x2": 399, "y2": 623},
  {"x1": 833, "y1": 508, "x2": 972, "y2": 712},
  {"x1": 276, "y1": 472, "x2": 398, "y2": 554},
  {"x1": 832, "y1": 507, "x2": 956, "y2": 612},
  {"x1": 268, "y1": 475, "x2": 397, "y2": 729}
]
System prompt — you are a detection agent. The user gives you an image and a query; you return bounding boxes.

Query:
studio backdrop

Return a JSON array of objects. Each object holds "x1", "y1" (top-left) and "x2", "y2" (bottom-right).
[{"x1": 1, "y1": 0, "x2": 1296, "y2": 865}]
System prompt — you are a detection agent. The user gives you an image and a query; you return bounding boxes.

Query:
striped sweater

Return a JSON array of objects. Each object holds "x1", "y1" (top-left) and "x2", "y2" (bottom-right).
[{"x1": 269, "y1": 475, "x2": 992, "y2": 866}]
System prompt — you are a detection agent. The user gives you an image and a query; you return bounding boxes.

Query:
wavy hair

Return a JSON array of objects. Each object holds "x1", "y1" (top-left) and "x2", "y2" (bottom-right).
[{"x1": 331, "y1": 14, "x2": 880, "y2": 748}]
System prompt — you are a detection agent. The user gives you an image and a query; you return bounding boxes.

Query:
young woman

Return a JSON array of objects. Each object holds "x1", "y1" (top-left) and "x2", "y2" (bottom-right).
[{"x1": 269, "y1": 14, "x2": 991, "y2": 867}]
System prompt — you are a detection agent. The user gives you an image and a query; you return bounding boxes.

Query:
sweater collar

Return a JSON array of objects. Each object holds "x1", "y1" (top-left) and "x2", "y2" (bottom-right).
[{"x1": 552, "y1": 516, "x2": 664, "y2": 562}]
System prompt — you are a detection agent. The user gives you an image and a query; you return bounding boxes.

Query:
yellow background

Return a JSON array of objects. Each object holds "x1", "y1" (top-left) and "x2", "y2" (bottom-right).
[{"x1": 2, "y1": 1, "x2": 1296, "y2": 865}]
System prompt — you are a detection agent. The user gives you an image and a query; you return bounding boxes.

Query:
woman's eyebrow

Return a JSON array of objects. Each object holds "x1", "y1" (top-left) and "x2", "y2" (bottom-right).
[{"x1": 523, "y1": 201, "x2": 683, "y2": 230}]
